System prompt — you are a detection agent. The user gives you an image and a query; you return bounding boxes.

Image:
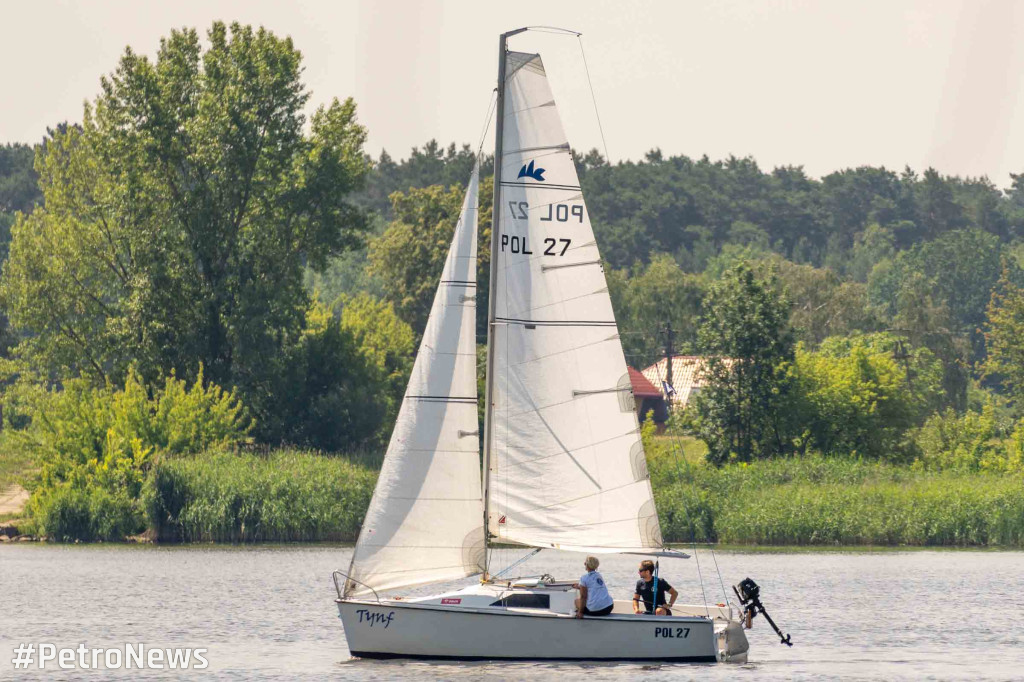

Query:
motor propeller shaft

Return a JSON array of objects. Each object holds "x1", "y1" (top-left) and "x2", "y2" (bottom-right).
[{"x1": 732, "y1": 577, "x2": 793, "y2": 647}]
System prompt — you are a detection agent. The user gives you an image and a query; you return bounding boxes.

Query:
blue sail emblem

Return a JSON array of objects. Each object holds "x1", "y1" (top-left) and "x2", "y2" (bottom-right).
[{"x1": 517, "y1": 160, "x2": 546, "y2": 182}]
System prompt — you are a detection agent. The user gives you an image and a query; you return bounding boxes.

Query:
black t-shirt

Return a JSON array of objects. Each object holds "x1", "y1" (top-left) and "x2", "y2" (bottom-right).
[{"x1": 634, "y1": 578, "x2": 673, "y2": 613}]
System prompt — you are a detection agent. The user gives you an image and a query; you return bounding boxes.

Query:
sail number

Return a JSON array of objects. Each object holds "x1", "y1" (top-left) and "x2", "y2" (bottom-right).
[
  {"x1": 654, "y1": 627, "x2": 690, "y2": 639},
  {"x1": 508, "y1": 201, "x2": 584, "y2": 223},
  {"x1": 503, "y1": 201, "x2": 584, "y2": 255}
]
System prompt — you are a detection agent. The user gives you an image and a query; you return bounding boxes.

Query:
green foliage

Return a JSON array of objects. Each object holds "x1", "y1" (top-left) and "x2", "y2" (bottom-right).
[
  {"x1": 144, "y1": 449, "x2": 377, "y2": 542},
  {"x1": 368, "y1": 177, "x2": 492, "y2": 336},
  {"x1": 0, "y1": 143, "x2": 41, "y2": 216},
  {"x1": 644, "y1": 435, "x2": 1024, "y2": 546},
  {"x1": 982, "y1": 267, "x2": 1024, "y2": 404},
  {"x1": 709, "y1": 476, "x2": 1023, "y2": 546},
  {"x1": 866, "y1": 229, "x2": 1013, "y2": 406},
  {"x1": 704, "y1": 249, "x2": 880, "y2": 348},
  {"x1": 774, "y1": 260, "x2": 879, "y2": 347},
  {"x1": 816, "y1": 332, "x2": 944, "y2": 403},
  {"x1": 870, "y1": 226, "x2": 999, "y2": 330},
  {"x1": 268, "y1": 299, "x2": 386, "y2": 450},
  {"x1": 997, "y1": 421, "x2": 1024, "y2": 474},
  {"x1": 608, "y1": 254, "x2": 704, "y2": 367},
  {"x1": 357, "y1": 140, "x2": 493, "y2": 218},
  {"x1": 915, "y1": 407, "x2": 1000, "y2": 472},
  {"x1": 915, "y1": 404, "x2": 1024, "y2": 474},
  {"x1": 0, "y1": 23, "x2": 369, "y2": 436},
  {"x1": 583, "y1": 155, "x2": 828, "y2": 269},
  {"x1": 845, "y1": 224, "x2": 896, "y2": 282},
  {"x1": 694, "y1": 263, "x2": 794, "y2": 464},
  {"x1": 23, "y1": 367, "x2": 250, "y2": 541},
  {"x1": 789, "y1": 337, "x2": 935, "y2": 460},
  {"x1": 338, "y1": 292, "x2": 415, "y2": 439},
  {"x1": 304, "y1": 213, "x2": 387, "y2": 306},
  {"x1": 0, "y1": 142, "x2": 41, "y2": 290}
]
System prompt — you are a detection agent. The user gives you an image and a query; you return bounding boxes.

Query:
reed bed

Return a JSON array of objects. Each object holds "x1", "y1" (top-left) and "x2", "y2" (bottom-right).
[
  {"x1": 651, "y1": 445, "x2": 1024, "y2": 546},
  {"x1": 145, "y1": 449, "x2": 378, "y2": 542},
  {"x1": 142, "y1": 440, "x2": 1024, "y2": 546}
]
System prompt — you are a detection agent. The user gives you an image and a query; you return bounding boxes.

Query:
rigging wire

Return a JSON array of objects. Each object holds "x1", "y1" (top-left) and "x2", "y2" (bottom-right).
[
  {"x1": 708, "y1": 539, "x2": 730, "y2": 613},
  {"x1": 510, "y1": 27, "x2": 609, "y2": 164},
  {"x1": 492, "y1": 548, "x2": 544, "y2": 578},
  {"x1": 577, "y1": 35, "x2": 611, "y2": 165},
  {"x1": 523, "y1": 26, "x2": 583, "y2": 36},
  {"x1": 658, "y1": 356, "x2": 732, "y2": 611},
  {"x1": 476, "y1": 89, "x2": 498, "y2": 161},
  {"x1": 649, "y1": 358, "x2": 714, "y2": 617}
]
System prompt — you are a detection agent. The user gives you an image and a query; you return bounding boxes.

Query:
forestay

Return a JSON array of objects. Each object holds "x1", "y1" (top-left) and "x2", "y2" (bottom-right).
[
  {"x1": 486, "y1": 52, "x2": 663, "y2": 554},
  {"x1": 345, "y1": 165, "x2": 484, "y2": 597}
]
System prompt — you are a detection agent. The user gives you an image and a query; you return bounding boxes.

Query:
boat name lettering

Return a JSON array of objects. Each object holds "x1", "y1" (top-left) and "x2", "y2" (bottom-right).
[
  {"x1": 440, "y1": 598, "x2": 462, "y2": 604},
  {"x1": 356, "y1": 609, "x2": 395, "y2": 629},
  {"x1": 654, "y1": 626, "x2": 690, "y2": 639}
]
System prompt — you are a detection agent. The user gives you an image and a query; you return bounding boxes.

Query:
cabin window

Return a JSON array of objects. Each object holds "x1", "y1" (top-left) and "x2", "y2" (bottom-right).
[{"x1": 490, "y1": 593, "x2": 550, "y2": 609}]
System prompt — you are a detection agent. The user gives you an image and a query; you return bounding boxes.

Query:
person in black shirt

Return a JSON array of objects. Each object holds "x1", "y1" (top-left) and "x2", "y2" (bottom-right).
[{"x1": 632, "y1": 559, "x2": 678, "y2": 615}]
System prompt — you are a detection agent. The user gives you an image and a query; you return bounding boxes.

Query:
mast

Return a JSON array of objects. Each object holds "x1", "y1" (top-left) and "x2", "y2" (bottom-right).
[{"x1": 482, "y1": 27, "x2": 526, "y2": 579}]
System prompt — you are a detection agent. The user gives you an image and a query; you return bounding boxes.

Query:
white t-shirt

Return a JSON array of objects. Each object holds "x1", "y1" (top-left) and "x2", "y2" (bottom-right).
[{"x1": 579, "y1": 570, "x2": 614, "y2": 611}]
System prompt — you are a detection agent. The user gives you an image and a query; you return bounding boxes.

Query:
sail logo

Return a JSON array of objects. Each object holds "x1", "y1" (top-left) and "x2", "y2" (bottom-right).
[{"x1": 517, "y1": 160, "x2": 546, "y2": 182}]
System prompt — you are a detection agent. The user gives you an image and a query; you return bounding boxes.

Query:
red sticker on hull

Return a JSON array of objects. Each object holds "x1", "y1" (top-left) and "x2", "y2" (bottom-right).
[{"x1": 441, "y1": 598, "x2": 462, "y2": 604}]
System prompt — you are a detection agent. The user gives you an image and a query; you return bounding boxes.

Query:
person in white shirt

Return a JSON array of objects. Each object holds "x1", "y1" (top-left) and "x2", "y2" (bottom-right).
[{"x1": 573, "y1": 555, "x2": 614, "y2": 618}]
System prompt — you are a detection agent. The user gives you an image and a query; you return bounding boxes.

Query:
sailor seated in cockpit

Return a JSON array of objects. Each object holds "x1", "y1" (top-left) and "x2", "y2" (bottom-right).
[
  {"x1": 573, "y1": 556, "x2": 614, "y2": 617},
  {"x1": 632, "y1": 559, "x2": 678, "y2": 615}
]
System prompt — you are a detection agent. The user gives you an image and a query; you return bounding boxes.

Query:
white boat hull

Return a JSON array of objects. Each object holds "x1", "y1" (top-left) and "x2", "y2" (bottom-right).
[{"x1": 338, "y1": 599, "x2": 718, "y2": 662}]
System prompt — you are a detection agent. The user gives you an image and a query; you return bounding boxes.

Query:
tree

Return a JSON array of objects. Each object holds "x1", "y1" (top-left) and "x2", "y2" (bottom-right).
[
  {"x1": 790, "y1": 333, "x2": 943, "y2": 460},
  {"x1": 0, "y1": 142, "x2": 42, "y2": 216},
  {"x1": 1, "y1": 23, "x2": 369, "y2": 439},
  {"x1": 845, "y1": 223, "x2": 895, "y2": 282},
  {"x1": 357, "y1": 141, "x2": 494, "y2": 218},
  {"x1": 694, "y1": 263, "x2": 794, "y2": 464},
  {"x1": 268, "y1": 299, "x2": 385, "y2": 450},
  {"x1": 982, "y1": 267, "x2": 1024, "y2": 405},
  {"x1": 367, "y1": 177, "x2": 493, "y2": 337},
  {"x1": 915, "y1": 168, "x2": 966, "y2": 240},
  {"x1": 0, "y1": 143, "x2": 42, "y2": 356},
  {"x1": 607, "y1": 254, "x2": 704, "y2": 368},
  {"x1": 336, "y1": 293, "x2": 415, "y2": 441},
  {"x1": 770, "y1": 258, "x2": 879, "y2": 347}
]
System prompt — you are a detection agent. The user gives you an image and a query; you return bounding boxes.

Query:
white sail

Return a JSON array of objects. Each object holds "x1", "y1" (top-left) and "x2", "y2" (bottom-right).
[
  {"x1": 346, "y1": 165, "x2": 484, "y2": 596},
  {"x1": 486, "y1": 52, "x2": 663, "y2": 554}
]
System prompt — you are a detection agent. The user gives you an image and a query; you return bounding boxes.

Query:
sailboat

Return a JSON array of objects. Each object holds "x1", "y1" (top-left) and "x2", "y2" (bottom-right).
[{"x1": 334, "y1": 28, "x2": 768, "y2": 662}]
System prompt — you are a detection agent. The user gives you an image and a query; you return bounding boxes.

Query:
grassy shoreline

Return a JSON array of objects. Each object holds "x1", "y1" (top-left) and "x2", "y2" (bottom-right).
[
  {"x1": 144, "y1": 450, "x2": 377, "y2": 543},
  {"x1": 649, "y1": 436, "x2": 1024, "y2": 547},
  {"x1": 4, "y1": 439, "x2": 1022, "y2": 546}
]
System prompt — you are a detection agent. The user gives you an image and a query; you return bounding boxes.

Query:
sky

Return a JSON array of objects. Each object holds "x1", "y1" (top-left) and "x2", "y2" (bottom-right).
[{"x1": 3, "y1": 0, "x2": 1024, "y2": 186}]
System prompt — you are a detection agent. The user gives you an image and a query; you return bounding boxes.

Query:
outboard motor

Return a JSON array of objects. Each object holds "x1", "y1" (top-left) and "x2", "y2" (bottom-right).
[{"x1": 733, "y1": 578, "x2": 792, "y2": 646}]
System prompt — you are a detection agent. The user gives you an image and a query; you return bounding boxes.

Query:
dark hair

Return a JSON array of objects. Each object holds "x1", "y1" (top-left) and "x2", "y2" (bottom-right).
[{"x1": 639, "y1": 560, "x2": 655, "y2": 573}]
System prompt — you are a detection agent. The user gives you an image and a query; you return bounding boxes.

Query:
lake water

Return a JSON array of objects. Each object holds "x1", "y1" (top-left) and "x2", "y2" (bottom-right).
[{"x1": 1, "y1": 545, "x2": 1021, "y2": 680}]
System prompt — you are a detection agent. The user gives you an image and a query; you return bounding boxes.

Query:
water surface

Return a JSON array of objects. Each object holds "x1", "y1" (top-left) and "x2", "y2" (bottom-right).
[{"x1": 2, "y1": 545, "x2": 1020, "y2": 680}]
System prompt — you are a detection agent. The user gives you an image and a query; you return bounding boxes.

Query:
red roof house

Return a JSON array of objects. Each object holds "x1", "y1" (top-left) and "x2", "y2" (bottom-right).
[{"x1": 627, "y1": 366, "x2": 668, "y2": 428}]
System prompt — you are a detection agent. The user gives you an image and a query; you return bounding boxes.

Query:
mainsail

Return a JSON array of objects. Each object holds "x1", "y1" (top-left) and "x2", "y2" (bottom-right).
[
  {"x1": 485, "y1": 52, "x2": 663, "y2": 554},
  {"x1": 345, "y1": 165, "x2": 484, "y2": 597}
]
